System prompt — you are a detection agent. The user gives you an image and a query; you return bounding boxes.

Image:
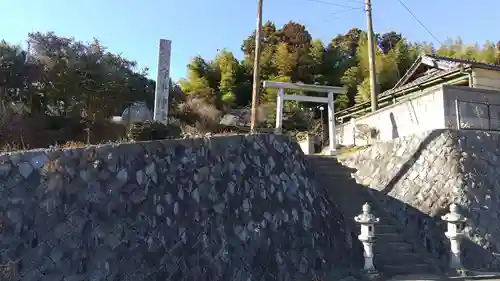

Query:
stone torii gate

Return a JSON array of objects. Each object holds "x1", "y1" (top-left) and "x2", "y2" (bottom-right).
[{"x1": 262, "y1": 81, "x2": 345, "y2": 154}]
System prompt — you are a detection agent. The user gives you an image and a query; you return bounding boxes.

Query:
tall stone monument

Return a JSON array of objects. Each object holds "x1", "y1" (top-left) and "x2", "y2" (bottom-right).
[{"x1": 153, "y1": 39, "x2": 171, "y2": 123}]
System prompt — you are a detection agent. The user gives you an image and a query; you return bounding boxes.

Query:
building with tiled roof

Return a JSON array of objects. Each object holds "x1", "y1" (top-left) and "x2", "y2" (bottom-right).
[{"x1": 335, "y1": 55, "x2": 500, "y2": 146}]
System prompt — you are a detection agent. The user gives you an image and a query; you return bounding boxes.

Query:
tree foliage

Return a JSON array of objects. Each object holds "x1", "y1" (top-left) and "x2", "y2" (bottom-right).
[
  {"x1": 0, "y1": 32, "x2": 183, "y2": 147},
  {"x1": 2, "y1": 23, "x2": 500, "y2": 147},
  {"x1": 181, "y1": 21, "x2": 500, "y2": 110},
  {"x1": 0, "y1": 32, "x2": 163, "y2": 120}
]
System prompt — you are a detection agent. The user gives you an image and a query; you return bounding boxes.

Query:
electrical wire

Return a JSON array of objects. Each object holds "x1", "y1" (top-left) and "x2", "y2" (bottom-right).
[
  {"x1": 297, "y1": 2, "x2": 363, "y2": 26},
  {"x1": 331, "y1": 6, "x2": 364, "y2": 15},
  {"x1": 347, "y1": 0, "x2": 365, "y2": 4},
  {"x1": 300, "y1": 0, "x2": 364, "y2": 23},
  {"x1": 322, "y1": 7, "x2": 363, "y2": 21},
  {"x1": 307, "y1": 0, "x2": 362, "y2": 10},
  {"x1": 320, "y1": 0, "x2": 365, "y2": 5},
  {"x1": 396, "y1": 0, "x2": 442, "y2": 46}
]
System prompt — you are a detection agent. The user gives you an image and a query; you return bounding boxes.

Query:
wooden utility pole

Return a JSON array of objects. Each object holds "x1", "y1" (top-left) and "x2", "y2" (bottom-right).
[
  {"x1": 365, "y1": 0, "x2": 378, "y2": 112},
  {"x1": 250, "y1": 0, "x2": 263, "y2": 133}
]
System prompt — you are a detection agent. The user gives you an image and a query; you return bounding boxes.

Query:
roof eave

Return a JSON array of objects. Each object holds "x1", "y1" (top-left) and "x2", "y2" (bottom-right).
[
  {"x1": 383, "y1": 67, "x2": 468, "y2": 97},
  {"x1": 335, "y1": 68, "x2": 469, "y2": 117},
  {"x1": 471, "y1": 64, "x2": 500, "y2": 72},
  {"x1": 392, "y1": 55, "x2": 425, "y2": 89}
]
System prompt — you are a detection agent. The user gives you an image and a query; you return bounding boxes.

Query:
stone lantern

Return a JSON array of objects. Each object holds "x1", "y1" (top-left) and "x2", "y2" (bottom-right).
[
  {"x1": 441, "y1": 203, "x2": 467, "y2": 270},
  {"x1": 354, "y1": 202, "x2": 380, "y2": 273}
]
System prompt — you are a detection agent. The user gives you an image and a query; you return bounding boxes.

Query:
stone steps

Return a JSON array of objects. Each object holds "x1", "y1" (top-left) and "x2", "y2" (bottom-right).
[
  {"x1": 376, "y1": 232, "x2": 407, "y2": 242},
  {"x1": 376, "y1": 224, "x2": 400, "y2": 232},
  {"x1": 305, "y1": 155, "x2": 441, "y2": 277},
  {"x1": 312, "y1": 164, "x2": 355, "y2": 177},
  {"x1": 378, "y1": 241, "x2": 414, "y2": 252},
  {"x1": 315, "y1": 170, "x2": 352, "y2": 177},
  {"x1": 382, "y1": 264, "x2": 436, "y2": 275},
  {"x1": 376, "y1": 251, "x2": 428, "y2": 264}
]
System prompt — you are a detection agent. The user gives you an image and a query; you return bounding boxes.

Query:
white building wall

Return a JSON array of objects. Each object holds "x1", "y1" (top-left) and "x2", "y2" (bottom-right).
[
  {"x1": 472, "y1": 68, "x2": 500, "y2": 92},
  {"x1": 335, "y1": 70, "x2": 500, "y2": 147},
  {"x1": 337, "y1": 86, "x2": 445, "y2": 146}
]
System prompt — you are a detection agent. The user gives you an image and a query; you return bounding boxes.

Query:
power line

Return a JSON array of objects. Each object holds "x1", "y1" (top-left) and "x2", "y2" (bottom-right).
[
  {"x1": 396, "y1": 0, "x2": 442, "y2": 46},
  {"x1": 320, "y1": 0, "x2": 365, "y2": 5},
  {"x1": 307, "y1": 0, "x2": 362, "y2": 10},
  {"x1": 331, "y1": 7, "x2": 364, "y2": 15},
  {"x1": 322, "y1": 7, "x2": 363, "y2": 21},
  {"x1": 299, "y1": 6, "x2": 363, "y2": 26},
  {"x1": 346, "y1": 0, "x2": 365, "y2": 4},
  {"x1": 299, "y1": 0, "x2": 364, "y2": 21}
]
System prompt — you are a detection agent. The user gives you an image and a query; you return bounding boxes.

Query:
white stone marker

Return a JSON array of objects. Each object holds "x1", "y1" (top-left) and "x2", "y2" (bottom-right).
[
  {"x1": 153, "y1": 39, "x2": 172, "y2": 124},
  {"x1": 354, "y1": 202, "x2": 380, "y2": 273},
  {"x1": 441, "y1": 203, "x2": 467, "y2": 270}
]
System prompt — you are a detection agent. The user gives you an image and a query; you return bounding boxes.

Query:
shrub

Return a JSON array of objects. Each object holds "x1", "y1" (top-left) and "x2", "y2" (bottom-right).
[
  {"x1": 127, "y1": 121, "x2": 181, "y2": 141},
  {"x1": 56, "y1": 141, "x2": 86, "y2": 149},
  {"x1": 175, "y1": 97, "x2": 222, "y2": 132}
]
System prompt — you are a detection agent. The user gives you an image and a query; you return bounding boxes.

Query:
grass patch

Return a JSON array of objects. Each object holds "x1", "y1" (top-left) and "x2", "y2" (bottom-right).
[
  {"x1": 313, "y1": 145, "x2": 370, "y2": 158},
  {"x1": 337, "y1": 145, "x2": 369, "y2": 156}
]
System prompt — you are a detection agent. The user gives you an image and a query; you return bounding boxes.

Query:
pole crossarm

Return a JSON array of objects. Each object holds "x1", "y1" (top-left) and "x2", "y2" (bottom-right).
[{"x1": 263, "y1": 81, "x2": 345, "y2": 94}]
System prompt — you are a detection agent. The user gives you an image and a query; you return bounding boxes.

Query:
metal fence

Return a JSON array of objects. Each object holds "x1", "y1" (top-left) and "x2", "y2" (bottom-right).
[{"x1": 455, "y1": 99, "x2": 500, "y2": 131}]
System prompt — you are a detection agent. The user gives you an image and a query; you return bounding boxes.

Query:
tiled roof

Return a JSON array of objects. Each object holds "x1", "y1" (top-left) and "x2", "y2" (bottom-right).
[
  {"x1": 336, "y1": 55, "x2": 500, "y2": 119},
  {"x1": 425, "y1": 55, "x2": 500, "y2": 71},
  {"x1": 379, "y1": 67, "x2": 456, "y2": 98},
  {"x1": 386, "y1": 55, "x2": 500, "y2": 97}
]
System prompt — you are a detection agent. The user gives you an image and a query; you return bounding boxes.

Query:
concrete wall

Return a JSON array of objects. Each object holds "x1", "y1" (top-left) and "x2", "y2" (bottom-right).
[
  {"x1": 472, "y1": 68, "x2": 500, "y2": 92},
  {"x1": 0, "y1": 135, "x2": 355, "y2": 281},
  {"x1": 336, "y1": 86, "x2": 445, "y2": 146},
  {"x1": 443, "y1": 85, "x2": 500, "y2": 130},
  {"x1": 336, "y1": 83, "x2": 500, "y2": 147},
  {"x1": 298, "y1": 135, "x2": 314, "y2": 155},
  {"x1": 339, "y1": 129, "x2": 500, "y2": 271}
]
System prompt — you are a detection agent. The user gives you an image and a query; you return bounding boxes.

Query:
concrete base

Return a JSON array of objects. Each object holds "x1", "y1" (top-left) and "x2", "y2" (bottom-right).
[
  {"x1": 446, "y1": 268, "x2": 470, "y2": 278},
  {"x1": 362, "y1": 269, "x2": 382, "y2": 281},
  {"x1": 298, "y1": 135, "x2": 314, "y2": 155},
  {"x1": 324, "y1": 149, "x2": 337, "y2": 156},
  {"x1": 319, "y1": 146, "x2": 337, "y2": 156}
]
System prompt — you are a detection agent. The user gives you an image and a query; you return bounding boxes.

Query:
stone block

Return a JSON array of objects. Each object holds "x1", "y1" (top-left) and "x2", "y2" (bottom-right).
[{"x1": 0, "y1": 134, "x2": 355, "y2": 281}]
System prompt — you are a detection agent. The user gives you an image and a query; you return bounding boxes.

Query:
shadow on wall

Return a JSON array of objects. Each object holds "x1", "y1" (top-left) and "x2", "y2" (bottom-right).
[
  {"x1": 304, "y1": 164, "x2": 365, "y2": 270},
  {"x1": 332, "y1": 162, "x2": 499, "y2": 274},
  {"x1": 380, "y1": 129, "x2": 448, "y2": 196},
  {"x1": 311, "y1": 163, "x2": 375, "y2": 271},
  {"x1": 369, "y1": 186, "x2": 500, "y2": 273},
  {"x1": 389, "y1": 112, "x2": 399, "y2": 139},
  {"x1": 378, "y1": 130, "x2": 500, "y2": 272},
  {"x1": 340, "y1": 129, "x2": 500, "y2": 272},
  {"x1": 325, "y1": 163, "x2": 444, "y2": 272}
]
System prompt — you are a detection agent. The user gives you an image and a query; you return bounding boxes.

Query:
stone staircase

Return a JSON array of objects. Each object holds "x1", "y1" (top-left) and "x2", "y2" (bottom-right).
[{"x1": 306, "y1": 155, "x2": 441, "y2": 277}]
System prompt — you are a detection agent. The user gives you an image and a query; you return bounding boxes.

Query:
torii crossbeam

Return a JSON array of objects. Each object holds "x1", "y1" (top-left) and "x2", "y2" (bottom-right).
[{"x1": 262, "y1": 81, "x2": 345, "y2": 154}]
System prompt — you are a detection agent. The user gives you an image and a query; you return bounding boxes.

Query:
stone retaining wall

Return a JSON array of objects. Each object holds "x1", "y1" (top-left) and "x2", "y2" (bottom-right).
[
  {"x1": 339, "y1": 129, "x2": 500, "y2": 271},
  {"x1": 0, "y1": 134, "x2": 354, "y2": 281}
]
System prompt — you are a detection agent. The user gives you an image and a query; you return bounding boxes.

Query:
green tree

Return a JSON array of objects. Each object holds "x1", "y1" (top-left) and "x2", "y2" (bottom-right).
[
  {"x1": 273, "y1": 42, "x2": 297, "y2": 77},
  {"x1": 214, "y1": 49, "x2": 240, "y2": 107},
  {"x1": 377, "y1": 31, "x2": 403, "y2": 54}
]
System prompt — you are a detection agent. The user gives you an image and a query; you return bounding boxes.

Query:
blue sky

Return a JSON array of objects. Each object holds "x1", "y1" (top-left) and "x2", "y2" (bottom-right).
[{"x1": 1, "y1": 0, "x2": 499, "y2": 82}]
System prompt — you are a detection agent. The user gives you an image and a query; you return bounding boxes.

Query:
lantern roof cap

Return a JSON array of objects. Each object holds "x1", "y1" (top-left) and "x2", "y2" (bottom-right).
[
  {"x1": 354, "y1": 203, "x2": 380, "y2": 224},
  {"x1": 441, "y1": 203, "x2": 467, "y2": 223}
]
